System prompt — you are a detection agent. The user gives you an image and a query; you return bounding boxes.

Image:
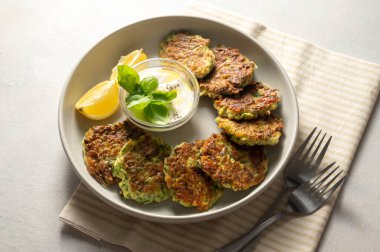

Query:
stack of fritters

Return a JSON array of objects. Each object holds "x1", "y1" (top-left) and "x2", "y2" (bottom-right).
[
  {"x1": 159, "y1": 31, "x2": 283, "y2": 207},
  {"x1": 82, "y1": 120, "x2": 144, "y2": 186},
  {"x1": 159, "y1": 32, "x2": 256, "y2": 98},
  {"x1": 163, "y1": 134, "x2": 268, "y2": 210},
  {"x1": 81, "y1": 31, "x2": 285, "y2": 211},
  {"x1": 159, "y1": 31, "x2": 283, "y2": 146},
  {"x1": 163, "y1": 141, "x2": 223, "y2": 210},
  {"x1": 83, "y1": 120, "x2": 269, "y2": 210},
  {"x1": 83, "y1": 120, "x2": 171, "y2": 204},
  {"x1": 214, "y1": 85, "x2": 283, "y2": 146}
]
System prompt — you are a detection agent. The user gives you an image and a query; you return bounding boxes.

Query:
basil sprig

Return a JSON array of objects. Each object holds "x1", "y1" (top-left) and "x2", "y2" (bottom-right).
[{"x1": 117, "y1": 65, "x2": 177, "y2": 124}]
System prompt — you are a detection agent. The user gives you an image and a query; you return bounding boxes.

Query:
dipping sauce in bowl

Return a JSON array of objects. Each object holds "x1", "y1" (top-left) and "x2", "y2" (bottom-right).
[{"x1": 119, "y1": 58, "x2": 199, "y2": 131}]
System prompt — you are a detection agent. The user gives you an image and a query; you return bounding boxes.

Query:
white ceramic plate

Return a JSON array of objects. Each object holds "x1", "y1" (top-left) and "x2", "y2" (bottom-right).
[{"x1": 58, "y1": 16, "x2": 298, "y2": 223}]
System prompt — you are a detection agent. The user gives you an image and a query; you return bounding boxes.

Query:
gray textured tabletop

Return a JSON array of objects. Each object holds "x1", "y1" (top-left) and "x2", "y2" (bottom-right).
[{"x1": 1, "y1": 0, "x2": 379, "y2": 251}]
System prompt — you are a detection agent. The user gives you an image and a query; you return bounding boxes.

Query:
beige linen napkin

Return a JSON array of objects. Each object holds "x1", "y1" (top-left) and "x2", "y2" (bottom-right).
[{"x1": 59, "y1": 2, "x2": 380, "y2": 252}]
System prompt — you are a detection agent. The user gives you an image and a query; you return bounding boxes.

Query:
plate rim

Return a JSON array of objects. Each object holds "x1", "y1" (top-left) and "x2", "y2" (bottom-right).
[{"x1": 58, "y1": 14, "x2": 299, "y2": 223}]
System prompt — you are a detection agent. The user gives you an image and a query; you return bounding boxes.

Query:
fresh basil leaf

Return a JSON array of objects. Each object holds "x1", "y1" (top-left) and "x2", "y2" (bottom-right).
[
  {"x1": 125, "y1": 94, "x2": 144, "y2": 105},
  {"x1": 150, "y1": 90, "x2": 177, "y2": 102},
  {"x1": 150, "y1": 100, "x2": 169, "y2": 106},
  {"x1": 144, "y1": 104, "x2": 169, "y2": 124},
  {"x1": 117, "y1": 65, "x2": 140, "y2": 94},
  {"x1": 127, "y1": 96, "x2": 151, "y2": 110},
  {"x1": 151, "y1": 104, "x2": 169, "y2": 118},
  {"x1": 140, "y1": 76, "x2": 159, "y2": 95}
]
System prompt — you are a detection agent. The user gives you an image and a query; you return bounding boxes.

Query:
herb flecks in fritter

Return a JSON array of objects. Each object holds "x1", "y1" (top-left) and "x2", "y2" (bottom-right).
[
  {"x1": 199, "y1": 134, "x2": 268, "y2": 191},
  {"x1": 216, "y1": 115, "x2": 284, "y2": 146},
  {"x1": 82, "y1": 120, "x2": 144, "y2": 186},
  {"x1": 214, "y1": 82, "x2": 280, "y2": 120},
  {"x1": 199, "y1": 46, "x2": 256, "y2": 98},
  {"x1": 159, "y1": 31, "x2": 215, "y2": 78},
  {"x1": 113, "y1": 135, "x2": 171, "y2": 204},
  {"x1": 164, "y1": 141, "x2": 223, "y2": 210}
]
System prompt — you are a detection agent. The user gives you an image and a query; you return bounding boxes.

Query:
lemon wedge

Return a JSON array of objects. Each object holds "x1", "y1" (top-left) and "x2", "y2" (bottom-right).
[
  {"x1": 75, "y1": 80, "x2": 119, "y2": 120},
  {"x1": 109, "y1": 49, "x2": 148, "y2": 80},
  {"x1": 75, "y1": 49, "x2": 148, "y2": 120}
]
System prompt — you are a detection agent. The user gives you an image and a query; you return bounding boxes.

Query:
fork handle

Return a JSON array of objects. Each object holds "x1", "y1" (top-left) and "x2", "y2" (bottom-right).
[
  {"x1": 239, "y1": 188, "x2": 290, "y2": 251},
  {"x1": 255, "y1": 188, "x2": 289, "y2": 225},
  {"x1": 215, "y1": 211, "x2": 287, "y2": 252}
]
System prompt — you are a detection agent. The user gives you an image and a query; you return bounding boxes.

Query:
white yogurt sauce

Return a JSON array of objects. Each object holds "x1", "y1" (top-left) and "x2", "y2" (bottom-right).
[{"x1": 138, "y1": 67, "x2": 195, "y2": 123}]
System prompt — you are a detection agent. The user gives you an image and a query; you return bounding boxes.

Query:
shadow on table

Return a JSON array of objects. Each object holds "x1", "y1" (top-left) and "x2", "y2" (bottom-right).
[{"x1": 315, "y1": 91, "x2": 380, "y2": 252}]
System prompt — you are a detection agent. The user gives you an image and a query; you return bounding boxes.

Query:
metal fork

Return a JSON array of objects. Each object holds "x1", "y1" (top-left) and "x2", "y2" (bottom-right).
[
  {"x1": 285, "y1": 127, "x2": 332, "y2": 188},
  {"x1": 240, "y1": 128, "x2": 333, "y2": 250},
  {"x1": 215, "y1": 163, "x2": 347, "y2": 252}
]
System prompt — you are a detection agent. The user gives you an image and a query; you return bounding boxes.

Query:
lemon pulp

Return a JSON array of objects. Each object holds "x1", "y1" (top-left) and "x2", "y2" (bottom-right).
[{"x1": 75, "y1": 80, "x2": 119, "y2": 120}]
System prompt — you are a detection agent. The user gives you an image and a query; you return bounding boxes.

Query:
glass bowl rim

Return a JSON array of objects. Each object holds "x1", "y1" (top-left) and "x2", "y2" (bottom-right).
[{"x1": 118, "y1": 57, "x2": 200, "y2": 131}]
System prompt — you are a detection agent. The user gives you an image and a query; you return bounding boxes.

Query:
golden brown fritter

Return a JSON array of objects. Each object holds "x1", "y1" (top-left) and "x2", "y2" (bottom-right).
[
  {"x1": 199, "y1": 46, "x2": 256, "y2": 98},
  {"x1": 113, "y1": 135, "x2": 171, "y2": 203},
  {"x1": 82, "y1": 120, "x2": 144, "y2": 186},
  {"x1": 214, "y1": 82, "x2": 280, "y2": 120},
  {"x1": 199, "y1": 134, "x2": 268, "y2": 191},
  {"x1": 159, "y1": 31, "x2": 215, "y2": 78},
  {"x1": 164, "y1": 141, "x2": 223, "y2": 210},
  {"x1": 216, "y1": 115, "x2": 284, "y2": 146}
]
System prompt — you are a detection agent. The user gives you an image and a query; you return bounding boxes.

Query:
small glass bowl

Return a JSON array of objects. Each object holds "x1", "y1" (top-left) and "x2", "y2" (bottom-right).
[{"x1": 119, "y1": 58, "x2": 200, "y2": 132}]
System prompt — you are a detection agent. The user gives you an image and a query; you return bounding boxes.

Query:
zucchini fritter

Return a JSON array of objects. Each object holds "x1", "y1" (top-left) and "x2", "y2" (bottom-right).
[
  {"x1": 199, "y1": 46, "x2": 256, "y2": 98},
  {"x1": 216, "y1": 115, "x2": 284, "y2": 146},
  {"x1": 159, "y1": 31, "x2": 215, "y2": 78},
  {"x1": 164, "y1": 141, "x2": 223, "y2": 210},
  {"x1": 82, "y1": 120, "x2": 144, "y2": 186},
  {"x1": 113, "y1": 135, "x2": 171, "y2": 204},
  {"x1": 214, "y1": 82, "x2": 280, "y2": 120},
  {"x1": 199, "y1": 134, "x2": 268, "y2": 191}
]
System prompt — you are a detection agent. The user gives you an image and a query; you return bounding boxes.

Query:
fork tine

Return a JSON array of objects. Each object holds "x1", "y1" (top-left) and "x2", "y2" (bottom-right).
[
  {"x1": 321, "y1": 174, "x2": 347, "y2": 200},
  {"x1": 310, "y1": 165, "x2": 339, "y2": 193},
  {"x1": 293, "y1": 127, "x2": 317, "y2": 157},
  {"x1": 315, "y1": 161, "x2": 336, "y2": 178},
  {"x1": 324, "y1": 169, "x2": 343, "y2": 189},
  {"x1": 309, "y1": 133, "x2": 326, "y2": 163},
  {"x1": 314, "y1": 136, "x2": 332, "y2": 168},
  {"x1": 316, "y1": 169, "x2": 343, "y2": 197},
  {"x1": 318, "y1": 166, "x2": 343, "y2": 194},
  {"x1": 301, "y1": 130, "x2": 321, "y2": 162}
]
